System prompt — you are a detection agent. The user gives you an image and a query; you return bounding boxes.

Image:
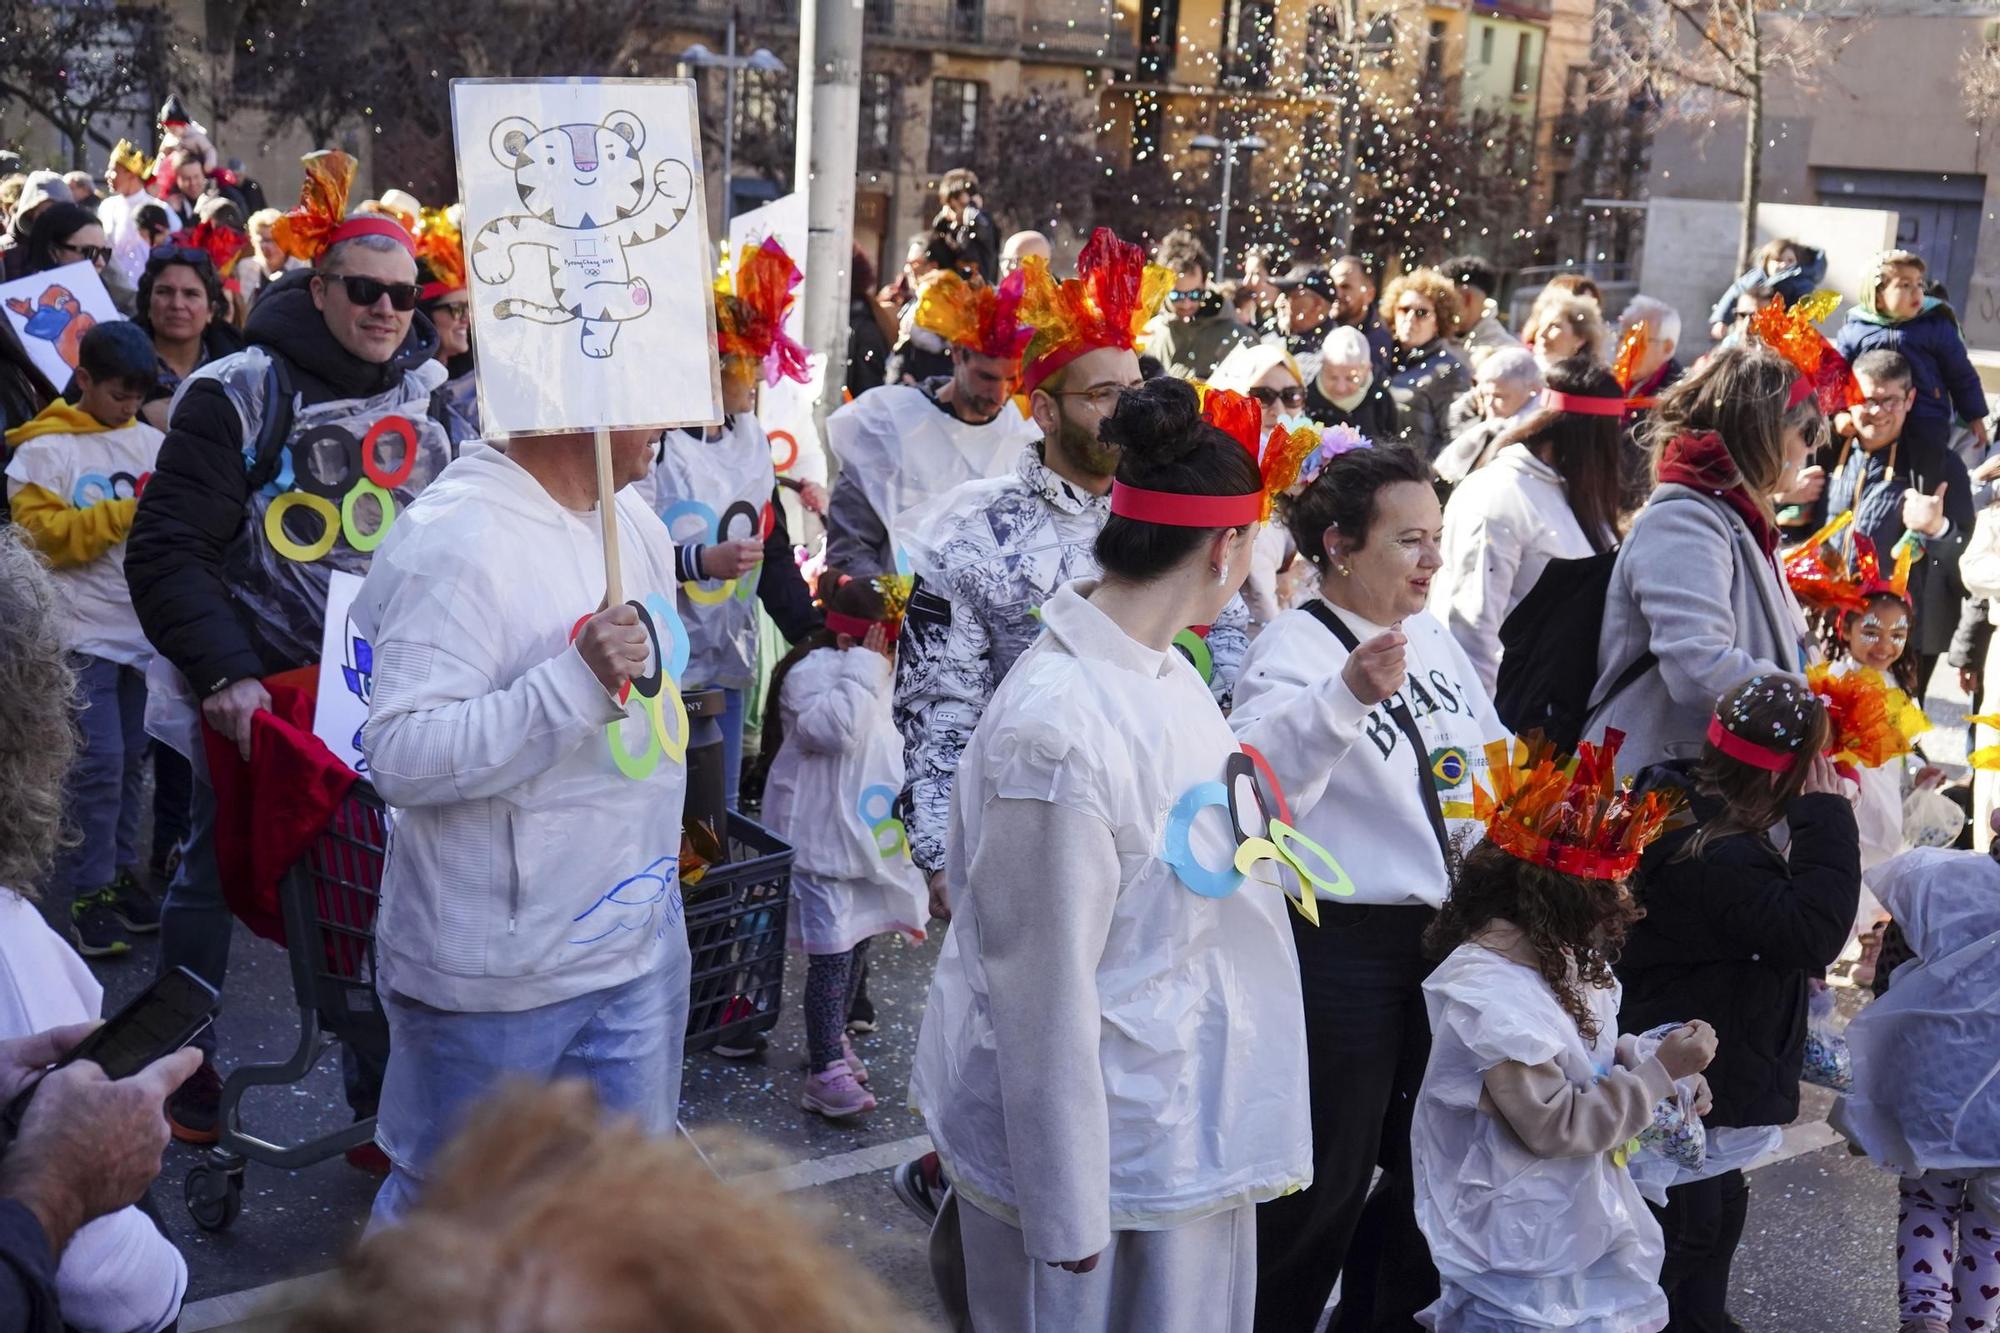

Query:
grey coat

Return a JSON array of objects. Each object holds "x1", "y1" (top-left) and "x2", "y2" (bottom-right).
[{"x1": 1592, "y1": 484, "x2": 1814, "y2": 773}]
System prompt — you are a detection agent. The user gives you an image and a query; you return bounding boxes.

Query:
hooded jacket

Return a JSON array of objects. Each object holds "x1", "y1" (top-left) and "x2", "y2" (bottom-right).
[
  {"x1": 1387, "y1": 337, "x2": 1472, "y2": 461},
  {"x1": 1142, "y1": 294, "x2": 1252, "y2": 381},
  {"x1": 354, "y1": 445, "x2": 690, "y2": 1013},
  {"x1": 127, "y1": 269, "x2": 451, "y2": 698},
  {"x1": 1834, "y1": 292, "x2": 1988, "y2": 429},
  {"x1": 1705, "y1": 247, "x2": 1828, "y2": 330},
  {"x1": 1617, "y1": 765, "x2": 1860, "y2": 1129}
]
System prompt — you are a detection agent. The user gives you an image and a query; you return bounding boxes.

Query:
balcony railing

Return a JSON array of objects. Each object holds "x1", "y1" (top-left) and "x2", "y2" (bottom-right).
[
  {"x1": 867, "y1": 2, "x2": 1020, "y2": 48},
  {"x1": 1019, "y1": 17, "x2": 1138, "y2": 62}
]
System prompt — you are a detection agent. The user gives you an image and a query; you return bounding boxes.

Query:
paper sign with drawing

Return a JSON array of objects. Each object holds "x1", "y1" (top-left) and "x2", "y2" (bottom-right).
[
  {"x1": 0, "y1": 262, "x2": 120, "y2": 393},
  {"x1": 450, "y1": 77, "x2": 723, "y2": 435}
]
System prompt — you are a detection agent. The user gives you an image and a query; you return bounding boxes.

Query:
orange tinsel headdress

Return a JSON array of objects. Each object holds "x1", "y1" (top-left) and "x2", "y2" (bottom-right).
[
  {"x1": 271, "y1": 150, "x2": 414, "y2": 265},
  {"x1": 414, "y1": 207, "x2": 465, "y2": 302},
  {"x1": 714, "y1": 237, "x2": 810, "y2": 387},
  {"x1": 914, "y1": 269, "x2": 1032, "y2": 361},
  {"x1": 1018, "y1": 227, "x2": 1173, "y2": 397},
  {"x1": 1807, "y1": 661, "x2": 1928, "y2": 770},
  {"x1": 1750, "y1": 289, "x2": 1861, "y2": 415},
  {"x1": 1782, "y1": 511, "x2": 1912, "y2": 617},
  {"x1": 1472, "y1": 731, "x2": 1679, "y2": 882}
]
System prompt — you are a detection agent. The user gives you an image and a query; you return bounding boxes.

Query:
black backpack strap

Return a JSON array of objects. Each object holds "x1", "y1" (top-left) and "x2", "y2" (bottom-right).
[
  {"x1": 1580, "y1": 650, "x2": 1658, "y2": 739},
  {"x1": 1303, "y1": 600, "x2": 1453, "y2": 866},
  {"x1": 242, "y1": 355, "x2": 295, "y2": 492}
]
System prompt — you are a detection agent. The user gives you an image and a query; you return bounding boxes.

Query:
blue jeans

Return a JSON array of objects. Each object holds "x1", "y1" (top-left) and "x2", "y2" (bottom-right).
[
  {"x1": 53, "y1": 655, "x2": 149, "y2": 907},
  {"x1": 158, "y1": 768, "x2": 227, "y2": 1055},
  {"x1": 720, "y1": 685, "x2": 745, "y2": 811},
  {"x1": 368, "y1": 954, "x2": 691, "y2": 1230}
]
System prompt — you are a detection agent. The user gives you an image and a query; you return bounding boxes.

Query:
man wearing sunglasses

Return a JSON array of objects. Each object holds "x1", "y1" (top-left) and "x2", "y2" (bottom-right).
[
  {"x1": 1140, "y1": 227, "x2": 1251, "y2": 381},
  {"x1": 127, "y1": 208, "x2": 457, "y2": 1152}
]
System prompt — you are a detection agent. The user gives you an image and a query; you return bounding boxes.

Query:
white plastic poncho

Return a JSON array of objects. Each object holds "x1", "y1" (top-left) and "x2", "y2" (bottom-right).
[
  {"x1": 761, "y1": 646, "x2": 927, "y2": 955},
  {"x1": 910, "y1": 581, "x2": 1310, "y2": 1243},
  {"x1": 824, "y1": 383, "x2": 1040, "y2": 561},
  {"x1": 641, "y1": 418, "x2": 775, "y2": 690},
  {"x1": 1832, "y1": 847, "x2": 2000, "y2": 1175},
  {"x1": 1414, "y1": 945, "x2": 1668, "y2": 1333}
]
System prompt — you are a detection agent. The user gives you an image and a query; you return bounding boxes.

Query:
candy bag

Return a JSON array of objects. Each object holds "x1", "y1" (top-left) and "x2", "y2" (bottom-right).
[{"x1": 1802, "y1": 980, "x2": 1854, "y2": 1092}]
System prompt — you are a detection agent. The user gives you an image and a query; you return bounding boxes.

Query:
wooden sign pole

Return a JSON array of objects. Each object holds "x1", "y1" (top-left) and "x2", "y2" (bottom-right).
[{"x1": 594, "y1": 425, "x2": 623, "y2": 606}]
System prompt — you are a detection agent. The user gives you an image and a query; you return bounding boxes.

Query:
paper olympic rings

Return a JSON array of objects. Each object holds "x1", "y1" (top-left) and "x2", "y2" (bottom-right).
[
  {"x1": 569, "y1": 592, "x2": 693, "y2": 782},
  {"x1": 858, "y1": 783, "x2": 910, "y2": 860},
  {"x1": 768, "y1": 430, "x2": 799, "y2": 475},
  {"x1": 660, "y1": 497, "x2": 771, "y2": 606},
  {"x1": 70, "y1": 471, "x2": 150, "y2": 507},
  {"x1": 1161, "y1": 745, "x2": 1351, "y2": 925},
  {"x1": 263, "y1": 414, "x2": 419, "y2": 563}
]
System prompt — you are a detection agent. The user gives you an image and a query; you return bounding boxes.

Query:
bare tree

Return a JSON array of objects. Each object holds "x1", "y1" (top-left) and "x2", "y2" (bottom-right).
[
  {"x1": 1960, "y1": 29, "x2": 2000, "y2": 128},
  {"x1": 0, "y1": 1, "x2": 189, "y2": 169},
  {"x1": 1594, "y1": 0, "x2": 1850, "y2": 271},
  {"x1": 981, "y1": 90, "x2": 1105, "y2": 237}
]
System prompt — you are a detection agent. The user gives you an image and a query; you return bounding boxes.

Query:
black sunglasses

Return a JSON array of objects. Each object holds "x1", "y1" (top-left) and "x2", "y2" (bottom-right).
[
  {"x1": 57, "y1": 242, "x2": 112, "y2": 264},
  {"x1": 329, "y1": 274, "x2": 421, "y2": 312},
  {"x1": 1247, "y1": 385, "x2": 1307, "y2": 410},
  {"x1": 147, "y1": 242, "x2": 216, "y2": 268}
]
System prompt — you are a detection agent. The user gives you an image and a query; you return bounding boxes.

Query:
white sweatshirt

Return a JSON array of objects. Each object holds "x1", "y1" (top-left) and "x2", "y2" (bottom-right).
[
  {"x1": 355, "y1": 445, "x2": 689, "y2": 1013},
  {"x1": 1432, "y1": 442, "x2": 1606, "y2": 696},
  {"x1": 1230, "y1": 603, "x2": 1510, "y2": 907}
]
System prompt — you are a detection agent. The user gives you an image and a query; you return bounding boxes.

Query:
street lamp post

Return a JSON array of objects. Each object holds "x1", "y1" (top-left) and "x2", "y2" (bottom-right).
[
  {"x1": 1188, "y1": 132, "x2": 1267, "y2": 278},
  {"x1": 680, "y1": 11, "x2": 787, "y2": 222}
]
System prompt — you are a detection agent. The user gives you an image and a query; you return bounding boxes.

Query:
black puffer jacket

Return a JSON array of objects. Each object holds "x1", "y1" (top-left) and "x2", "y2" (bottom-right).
[
  {"x1": 1617, "y1": 763, "x2": 1861, "y2": 1129},
  {"x1": 127, "y1": 269, "x2": 442, "y2": 696}
]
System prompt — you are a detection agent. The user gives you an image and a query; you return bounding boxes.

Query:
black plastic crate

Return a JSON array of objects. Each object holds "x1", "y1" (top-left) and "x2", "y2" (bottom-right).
[
  {"x1": 283, "y1": 782, "x2": 389, "y2": 1047},
  {"x1": 683, "y1": 812, "x2": 794, "y2": 1052}
]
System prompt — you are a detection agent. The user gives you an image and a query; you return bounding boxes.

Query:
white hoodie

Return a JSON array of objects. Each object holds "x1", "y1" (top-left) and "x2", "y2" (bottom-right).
[
  {"x1": 355, "y1": 445, "x2": 690, "y2": 1013},
  {"x1": 1230, "y1": 603, "x2": 1509, "y2": 908}
]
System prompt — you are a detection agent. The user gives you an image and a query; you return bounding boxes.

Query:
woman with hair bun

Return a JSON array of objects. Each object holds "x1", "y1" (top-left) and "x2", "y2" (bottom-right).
[
  {"x1": 910, "y1": 376, "x2": 1310, "y2": 1332},
  {"x1": 1230, "y1": 440, "x2": 1510, "y2": 1330}
]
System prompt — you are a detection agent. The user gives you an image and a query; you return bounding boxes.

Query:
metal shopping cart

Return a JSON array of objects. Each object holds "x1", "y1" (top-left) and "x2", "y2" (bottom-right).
[
  {"x1": 183, "y1": 782, "x2": 389, "y2": 1232},
  {"x1": 181, "y1": 789, "x2": 794, "y2": 1230}
]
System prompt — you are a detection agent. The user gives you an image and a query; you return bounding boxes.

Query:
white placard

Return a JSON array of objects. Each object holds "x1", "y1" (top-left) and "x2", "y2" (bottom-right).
[
  {"x1": 0, "y1": 262, "x2": 121, "y2": 393},
  {"x1": 451, "y1": 77, "x2": 723, "y2": 436},
  {"x1": 727, "y1": 190, "x2": 808, "y2": 346},
  {"x1": 314, "y1": 570, "x2": 371, "y2": 775}
]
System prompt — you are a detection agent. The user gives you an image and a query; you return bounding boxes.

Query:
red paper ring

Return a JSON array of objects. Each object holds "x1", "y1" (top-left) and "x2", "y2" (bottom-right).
[
  {"x1": 362, "y1": 415, "x2": 419, "y2": 490},
  {"x1": 570, "y1": 611, "x2": 631, "y2": 704},
  {"x1": 759, "y1": 500, "x2": 776, "y2": 541},
  {"x1": 769, "y1": 430, "x2": 798, "y2": 474}
]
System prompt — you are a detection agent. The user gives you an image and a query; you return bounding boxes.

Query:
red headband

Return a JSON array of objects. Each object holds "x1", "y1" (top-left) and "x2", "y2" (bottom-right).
[
  {"x1": 825, "y1": 610, "x2": 901, "y2": 643},
  {"x1": 1786, "y1": 376, "x2": 1815, "y2": 411},
  {"x1": 1543, "y1": 390, "x2": 1627, "y2": 418},
  {"x1": 327, "y1": 215, "x2": 416, "y2": 257},
  {"x1": 1109, "y1": 481, "x2": 1263, "y2": 529},
  {"x1": 1705, "y1": 715, "x2": 1799, "y2": 773}
]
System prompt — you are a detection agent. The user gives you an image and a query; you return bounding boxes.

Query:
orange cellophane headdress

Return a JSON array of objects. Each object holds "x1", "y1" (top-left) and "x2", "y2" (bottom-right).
[
  {"x1": 715, "y1": 237, "x2": 810, "y2": 387},
  {"x1": 1018, "y1": 227, "x2": 1173, "y2": 396},
  {"x1": 1194, "y1": 385, "x2": 1321, "y2": 520},
  {"x1": 1750, "y1": 290, "x2": 1861, "y2": 414},
  {"x1": 271, "y1": 150, "x2": 414, "y2": 264},
  {"x1": 1782, "y1": 511, "x2": 1912, "y2": 617},
  {"x1": 1807, "y1": 661, "x2": 1929, "y2": 769},
  {"x1": 914, "y1": 268, "x2": 1032, "y2": 361},
  {"x1": 1611, "y1": 322, "x2": 1648, "y2": 394},
  {"x1": 1472, "y1": 731, "x2": 1680, "y2": 882},
  {"x1": 414, "y1": 207, "x2": 465, "y2": 302}
]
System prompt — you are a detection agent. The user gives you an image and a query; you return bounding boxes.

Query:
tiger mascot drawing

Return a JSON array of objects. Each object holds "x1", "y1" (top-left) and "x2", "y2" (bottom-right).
[{"x1": 469, "y1": 110, "x2": 695, "y2": 360}]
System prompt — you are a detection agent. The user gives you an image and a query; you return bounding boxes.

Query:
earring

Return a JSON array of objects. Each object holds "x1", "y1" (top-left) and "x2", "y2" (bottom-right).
[
  {"x1": 1213, "y1": 565, "x2": 1228, "y2": 588},
  {"x1": 1335, "y1": 562, "x2": 1352, "y2": 578}
]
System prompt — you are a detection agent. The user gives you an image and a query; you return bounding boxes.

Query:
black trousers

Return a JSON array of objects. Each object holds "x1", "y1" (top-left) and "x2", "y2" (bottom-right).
[
  {"x1": 1652, "y1": 1167, "x2": 1751, "y2": 1332},
  {"x1": 1254, "y1": 902, "x2": 1439, "y2": 1333}
]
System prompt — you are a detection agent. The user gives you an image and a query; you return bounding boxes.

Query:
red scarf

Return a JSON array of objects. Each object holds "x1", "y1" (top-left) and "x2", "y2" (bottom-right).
[{"x1": 1656, "y1": 431, "x2": 1779, "y2": 557}]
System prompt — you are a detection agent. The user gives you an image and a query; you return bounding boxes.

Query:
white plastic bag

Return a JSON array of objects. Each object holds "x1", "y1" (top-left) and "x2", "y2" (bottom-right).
[{"x1": 1802, "y1": 981, "x2": 1854, "y2": 1092}]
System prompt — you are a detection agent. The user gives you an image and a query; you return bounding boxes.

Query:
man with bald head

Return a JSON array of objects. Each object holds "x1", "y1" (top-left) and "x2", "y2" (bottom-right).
[{"x1": 1000, "y1": 230, "x2": 1050, "y2": 276}]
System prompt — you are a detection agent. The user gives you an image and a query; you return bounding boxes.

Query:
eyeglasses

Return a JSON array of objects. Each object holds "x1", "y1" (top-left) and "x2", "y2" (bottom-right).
[
  {"x1": 56, "y1": 242, "x2": 112, "y2": 265},
  {"x1": 1169, "y1": 288, "x2": 1205, "y2": 303},
  {"x1": 1859, "y1": 393, "x2": 1910, "y2": 411},
  {"x1": 329, "y1": 274, "x2": 421, "y2": 312},
  {"x1": 1247, "y1": 385, "x2": 1307, "y2": 410},
  {"x1": 1396, "y1": 304, "x2": 1435, "y2": 320},
  {"x1": 1053, "y1": 382, "x2": 1139, "y2": 412}
]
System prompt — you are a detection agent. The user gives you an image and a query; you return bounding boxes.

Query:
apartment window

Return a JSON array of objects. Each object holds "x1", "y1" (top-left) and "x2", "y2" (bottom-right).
[
  {"x1": 1479, "y1": 26, "x2": 1494, "y2": 66},
  {"x1": 736, "y1": 68, "x2": 792, "y2": 143},
  {"x1": 860, "y1": 71, "x2": 894, "y2": 170},
  {"x1": 929, "y1": 78, "x2": 985, "y2": 173},
  {"x1": 1421, "y1": 19, "x2": 1447, "y2": 95},
  {"x1": 1220, "y1": 0, "x2": 1276, "y2": 89},
  {"x1": 1139, "y1": 0, "x2": 1182, "y2": 81},
  {"x1": 1512, "y1": 32, "x2": 1535, "y2": 96}
]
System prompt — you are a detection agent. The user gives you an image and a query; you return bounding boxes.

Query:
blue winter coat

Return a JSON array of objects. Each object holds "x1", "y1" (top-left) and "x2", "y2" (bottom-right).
[
  {"x1": 1834, "y1": 298, "x2": 1988, "y2": 428},
  {"x1": 1706, "y1": 247, "x2": 1828, "y2": 330}
]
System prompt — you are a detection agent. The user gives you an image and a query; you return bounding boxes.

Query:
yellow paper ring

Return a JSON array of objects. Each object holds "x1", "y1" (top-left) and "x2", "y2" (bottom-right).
[{"x1": 264, "y1": 491, "x2": 339, "y2": 563}]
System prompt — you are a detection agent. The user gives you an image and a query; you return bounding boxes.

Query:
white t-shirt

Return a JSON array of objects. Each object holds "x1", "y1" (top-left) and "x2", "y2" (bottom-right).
[
  {"x1": 5, "y1": 420, "x2": 165, "y2": 666},
  {"x1": 0, "y1": 892, "x2": 187, "y2": 1332}
]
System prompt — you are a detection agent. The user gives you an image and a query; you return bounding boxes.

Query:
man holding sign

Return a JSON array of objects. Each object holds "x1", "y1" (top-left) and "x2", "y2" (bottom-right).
[{"x1": 342, "y1": 77, "x2": 722, "y2": 1226}]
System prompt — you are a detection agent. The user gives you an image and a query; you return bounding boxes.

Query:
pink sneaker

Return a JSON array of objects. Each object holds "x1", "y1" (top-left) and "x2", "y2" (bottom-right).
[
  {"x1": 801, "y1": 1065, "x2": 877, "y2": 1119},
  {"x1": 843, "y1": 1033, "x2": 870, "y2": 1086}
]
